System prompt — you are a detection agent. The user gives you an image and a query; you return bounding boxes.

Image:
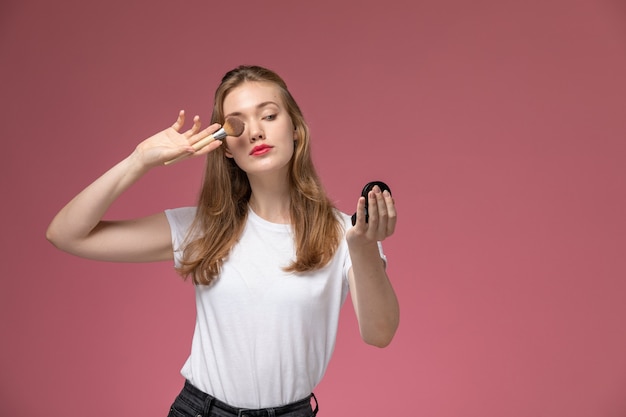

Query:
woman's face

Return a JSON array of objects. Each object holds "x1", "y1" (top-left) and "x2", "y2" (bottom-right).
[{"x1": 222, "y1": 81, "x2": 296, "y2": 179}]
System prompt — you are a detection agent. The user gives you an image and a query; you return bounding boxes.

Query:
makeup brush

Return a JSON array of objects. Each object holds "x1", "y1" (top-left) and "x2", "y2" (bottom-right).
[{"x1": 164, "y1": 117, "x2": 245, "y2": 165}]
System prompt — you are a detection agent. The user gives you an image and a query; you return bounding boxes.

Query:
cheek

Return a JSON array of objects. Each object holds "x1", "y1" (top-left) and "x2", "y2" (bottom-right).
[
  {"x1": 224, "y1": 137, "x2": 246, "y2": 158},
  {"x1": 289, "y1": 141, "x2": 296, "y2": 158},
  {"x1": 289, "y1": 136, "x2": 298, "y2": 155}
]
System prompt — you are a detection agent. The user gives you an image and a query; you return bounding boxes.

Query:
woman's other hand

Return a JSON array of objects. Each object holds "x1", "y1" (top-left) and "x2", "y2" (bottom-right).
[
  {"x1": 347, "y1": 185, "x2": 397, "y2": 246},
  {"x1": 133, "y1": 111, "x2": 223, "y2": 168}
]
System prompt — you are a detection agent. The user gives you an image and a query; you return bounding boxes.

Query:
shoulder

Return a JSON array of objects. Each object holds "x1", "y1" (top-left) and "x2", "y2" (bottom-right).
[
  {"x1": 333, "y1": 209, "x2": 353, "y2": 234},
  {"x1": 164, "y1": 206, "x2": 197, "y2": 237},
  {"x1": 165, "y1": 207, "x2": 197, "y2": 223}
]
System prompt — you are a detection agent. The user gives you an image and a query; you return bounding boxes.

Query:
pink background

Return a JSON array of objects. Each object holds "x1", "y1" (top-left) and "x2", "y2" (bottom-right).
[{"x1": 2, "y1": 0, "x2": 626, "y2": 416}]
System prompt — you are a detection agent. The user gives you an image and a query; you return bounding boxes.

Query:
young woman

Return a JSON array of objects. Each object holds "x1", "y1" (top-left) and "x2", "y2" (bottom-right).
[{"x1": 47, "y1": 65, "x2": 399, "y2": 417}]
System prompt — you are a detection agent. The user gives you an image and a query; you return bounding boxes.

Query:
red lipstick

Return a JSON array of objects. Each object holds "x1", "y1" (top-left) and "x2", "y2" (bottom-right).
[{"x1": 250, "y1": 144, "x2": 273, "y2": 156}]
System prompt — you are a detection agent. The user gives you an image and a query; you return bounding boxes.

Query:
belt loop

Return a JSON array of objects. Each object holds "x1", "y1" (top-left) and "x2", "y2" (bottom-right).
[
  {"x1": 202, "y1": 395, "x2": 213, "y2": 416},
  {"x1": 310, "y1": 393, "x2": 319, "y2": 416}
]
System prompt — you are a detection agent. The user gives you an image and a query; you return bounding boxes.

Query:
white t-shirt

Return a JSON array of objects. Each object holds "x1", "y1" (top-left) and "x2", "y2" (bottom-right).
[{"x1": 165, "y1": 207, "x2": 385, "y2": 409}]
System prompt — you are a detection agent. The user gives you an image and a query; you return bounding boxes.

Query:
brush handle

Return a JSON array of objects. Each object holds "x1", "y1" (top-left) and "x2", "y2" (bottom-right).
[
  {"x1": 191, "y1": 135, "x2": 217, "y2": 151},
  {"x1": 164, "y1": 128, "x2": 227, "y2": 165}
]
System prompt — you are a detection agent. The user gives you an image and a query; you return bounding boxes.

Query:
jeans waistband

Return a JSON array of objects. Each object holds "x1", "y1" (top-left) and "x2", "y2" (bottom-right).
[{"x1": 182, "y1": 380, "x2": 318, "y2": 417}]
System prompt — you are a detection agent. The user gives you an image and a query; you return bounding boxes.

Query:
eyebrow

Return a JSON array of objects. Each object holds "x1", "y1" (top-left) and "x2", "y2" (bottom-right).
[{"x1": 225, "y1": 101, "x2": 280, "y2": 119}]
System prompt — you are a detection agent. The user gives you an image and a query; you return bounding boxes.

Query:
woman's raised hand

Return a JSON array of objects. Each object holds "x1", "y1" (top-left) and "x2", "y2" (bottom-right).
[
  {"x1": 133, "y1": 110, "x2": 223, "y2": 168},
  {"x1": 347, "y1": 185, "x2": 397, "y2": 246}
]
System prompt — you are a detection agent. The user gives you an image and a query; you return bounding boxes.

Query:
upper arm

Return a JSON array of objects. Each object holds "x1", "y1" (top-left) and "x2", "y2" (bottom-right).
[{"x1": 52, "y1": 212, "x2": 174, "y2": 263}]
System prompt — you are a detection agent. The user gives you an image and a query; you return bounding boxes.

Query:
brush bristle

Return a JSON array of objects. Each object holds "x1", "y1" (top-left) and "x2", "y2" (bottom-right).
[{"x1": 223, "y1": 117, "x2": 245, "y2": 137}]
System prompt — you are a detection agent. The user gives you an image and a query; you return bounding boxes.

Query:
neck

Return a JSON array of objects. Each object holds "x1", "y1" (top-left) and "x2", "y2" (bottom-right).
[{"x1": 247, "y1": 175, "x2": 291, "y2": 224}]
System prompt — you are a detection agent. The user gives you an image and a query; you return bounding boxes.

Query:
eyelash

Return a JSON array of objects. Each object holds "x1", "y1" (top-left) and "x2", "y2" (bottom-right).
[{"x1": 263, "y1": 114, "x2": 277, "y2": 121}]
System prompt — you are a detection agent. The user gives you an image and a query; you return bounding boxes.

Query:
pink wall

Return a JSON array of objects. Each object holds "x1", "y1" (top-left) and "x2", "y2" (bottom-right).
[{"x1": 2, "y1": 0, "x2": 626, "y2": 415}]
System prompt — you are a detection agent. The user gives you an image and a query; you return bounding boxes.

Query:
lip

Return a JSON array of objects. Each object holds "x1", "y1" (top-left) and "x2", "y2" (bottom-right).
[{"x1": 250, "y1": 144, "x2": 273, "y2": 156}]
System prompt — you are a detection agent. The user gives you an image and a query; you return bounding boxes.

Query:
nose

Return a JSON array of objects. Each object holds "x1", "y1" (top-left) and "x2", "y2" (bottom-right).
[{"x1": 247, "y1": 120, "x2": 265, "y2": 142}]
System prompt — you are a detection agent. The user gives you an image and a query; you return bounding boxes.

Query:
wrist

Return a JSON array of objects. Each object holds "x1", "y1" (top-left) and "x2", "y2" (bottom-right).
[
  {"x1": 347, "y1": 237, "x2": 379, "y2": 253},
  {"x1": 127, "y1": 148, "x2": 155, "y2": 173}
]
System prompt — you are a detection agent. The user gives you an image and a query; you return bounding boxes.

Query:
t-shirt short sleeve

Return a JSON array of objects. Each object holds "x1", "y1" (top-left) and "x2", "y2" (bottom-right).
[{"x1": 164, "y1": 207, "x2": 197, "y2": 268}]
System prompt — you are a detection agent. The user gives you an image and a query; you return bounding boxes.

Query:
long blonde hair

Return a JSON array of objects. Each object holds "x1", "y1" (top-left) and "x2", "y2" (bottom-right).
[{"x1": 178, "y1": 65, "x2": 342, "y2": 285}]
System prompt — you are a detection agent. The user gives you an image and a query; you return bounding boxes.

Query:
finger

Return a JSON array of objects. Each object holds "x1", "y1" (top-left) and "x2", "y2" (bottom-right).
[
  {"x1": 353, "y1": 196, "x2": 367, "y2": 230},
  {"x1": 374, "y1": 186, "x2": 389, "y2": 235},
  {"x1": 172, "y1": 110, "x2": 185, "y2": 131},
  {"x1": 190, "y1": 123, "x2": 222, "y2": 148},
  {"x1": 365, "y1": 189, "x2": 380, "y2": 239},
  {"x1": 183, "y1": 115, "x2": 202, "y2": 137},
  {"x1": 193, "y1": 139, "x2": 223, "y2": 155},
  {"x1": 197, "y1": 122, "x2": 223, "y2": 137},
  {"x1": 383, "y1": 189, "x2": 397, "y2": 236}
]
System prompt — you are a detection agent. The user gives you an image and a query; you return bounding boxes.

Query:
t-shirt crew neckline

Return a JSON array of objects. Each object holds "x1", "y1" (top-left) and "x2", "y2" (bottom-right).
[{"x1": 247, "y1": 207, "x2": 292, "y2": 233}]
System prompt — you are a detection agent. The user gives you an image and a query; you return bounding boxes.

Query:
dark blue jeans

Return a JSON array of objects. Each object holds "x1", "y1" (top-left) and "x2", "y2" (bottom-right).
[{"x1": 167, "y1": 381, "x2": 319, "y2": 417}]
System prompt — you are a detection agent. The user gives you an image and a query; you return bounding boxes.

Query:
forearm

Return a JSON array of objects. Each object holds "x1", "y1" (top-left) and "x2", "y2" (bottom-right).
[
  {"x1": 46, "y1": 152, "x2": 149, "y2": 250},
  {"x1": 46, "y1": 112, "x2": 221, "y2": 261},
  {"x1": 349, "y1": 241, "x2": 400, "y2": 348}
]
